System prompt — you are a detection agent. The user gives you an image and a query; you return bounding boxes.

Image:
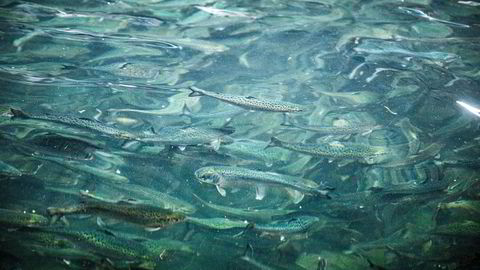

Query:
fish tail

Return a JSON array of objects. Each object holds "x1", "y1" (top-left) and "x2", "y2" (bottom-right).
[
  {"x1": 280, "y1": 113, "x2": 294, "y2": 127},
  {"x1": 188, "y1": 86, "x2": 206, "y2": 97},
  {"x1": 264, "y1": 137, "x2": 282, "y2": 150},
  {"x1": 10, "y1": 108, "x2": 29, "y2": 119}
]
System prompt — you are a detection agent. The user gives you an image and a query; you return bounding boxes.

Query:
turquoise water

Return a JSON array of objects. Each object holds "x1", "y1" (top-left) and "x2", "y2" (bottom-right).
[{"x1": 1, "y1": 0, "x2": 480, "y2": 269}]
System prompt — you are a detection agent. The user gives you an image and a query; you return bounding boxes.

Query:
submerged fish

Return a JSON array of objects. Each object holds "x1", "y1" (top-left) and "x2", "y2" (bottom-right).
[
  {"x1": 194, "y1": 166, "x2": 331, "y2": 204},
  {"x1": 188, "y1": 86, "x2": 304, "y2": 112},
  {"x1": 38, "y1": 227, "x2": 151, "y2": 260},
  {"x1": 247, "y1": 215, "x2": 320, "y2": 234},
  {"x1": 10, "y1": 108, "x2": 138, "y2": 140},
  {"x1": 47, "y1": 192, "x2": 185, "y2": 231},
  {"x1": 0, "y1": 208, "x2": 49, "y2": 228},
  {"x1": 0, "y1": 160, "x2": 22, "y2": 177},
  {"x1": 282, "y1": 116, "x2": 381, "y2": 136},
  {"x1": 433, "y1": 220, "x2": 480, "y2": 237},
  {"x1": 139, "y1": 126, "x2": 233, "y2": 151},
  {"x1": 266, "y1": 137, "x2": 390, "y2": 164},
  {"x1": 193, "y1": 193, "x2": 296, "y2": 221},
  {"x1": 186, "y1": 216, "x2": 248, "y2": 230}
]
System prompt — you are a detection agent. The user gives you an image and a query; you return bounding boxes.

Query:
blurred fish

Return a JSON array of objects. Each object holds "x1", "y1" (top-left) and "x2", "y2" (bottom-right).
[
  {"x1": 143, "y1": 238, "x2": 194, "y2": 258},
  {"x1": 195, "y1": 6, "x2": 257, "y2": 19},
  {"x1": 398, "y1": 7, "x2": 470, "y2": 28},
  {"x1": 282, "y1": 115, "x2": 382, "y2": 136},
  {"x1": 195, "y1": 166, "x2": 331, "y2": 203},
  {"x1": 37, "y1": 227, "x2": 151, "y2": 261},
  {"x1": 188, "y1": 86, "x2": 304, "y2": 112},
  {"x1": 266, "y1": 137, "x2": 390, "y2": 164},
  {"x1": 241, "y1": 216, "x2": 320, "y2": 236},
  {"x1": 0, "y1": 160, "x2": 22, "y2": 177},
  {"x1": 316, "y1": 90, "x2": 381, "y2": 106},
  {"x1": 47, "y1": 191, "x2": 185, "y2": 231},
  {"x1": 186, "y1": 216, "x2": 247, "y2": 230},
  {"x1": 21, "y1": 133, "x2": 102, "y2": 160},
  {"x1": 438, "y1": 200, "x2": 480, "y2": 215},
  {"x1": 10, "y1": 108, "x2": 138, "y2": 140},
  {"x1": 217, "y1": 139, "x2": 292, "y2": 167},
  {"x1": 0, "y1": 208, "x2": 49, "y2": 229},
  {"x1": 433, "y1": 220, "x2": 480, "y2": 237},
  {"x1": 193, "y1": 193, "x2": 296, "y2": 221},
  {"x1": 139, "y1": 126, "x2": 234, "y2": 151}
]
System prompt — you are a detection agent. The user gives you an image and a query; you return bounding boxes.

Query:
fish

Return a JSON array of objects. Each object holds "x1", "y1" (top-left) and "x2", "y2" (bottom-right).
[
  {"x1": 37, "y1": 227, "x2": 152, "y2": 261},
  {"x1": 186, "y1": 216, "x2": 248, "y2": 230},
  {"x1": 0, "y1": 160, "x2": 22, "y2": 177},
  {"x1": 10, "y1": 108, "x2": 138, "y2": 140},
  {"x1": 245, "y1": 216, "x2": 320, "y2": 235},
  {"x1": 0, "y1": 208, "x2": 49, "y2": 228},
  {"x1": 432, "y1": 220, "x2": 480, "y2": 237},
  {"x1": 217, "y1": 139, "x2": 292, "y2": 167},
  {"x1": 22, "y1": 133, "x2": 103, "y2": 160},
  {"x1": 194, "y1": 166, "x2": 332, "y2": 204},
  {"x1": 47, "y1": 191, "x2": 186, "y2": 231},
  {"x1": 139, "y1": 126, "x2": 234, "y2": 151},
  {"x1": 188, "y1": 86, "x2": 304, "y2": 112},
  {"x1": 266, "y1": 137, "x2": 391, "y2": 164},
  {"x1": 282, "y1": 115, "x2": 382, "y2": 136},
  {"x1": 192, "y1": 193, "x2": 296, "y2": 221}
]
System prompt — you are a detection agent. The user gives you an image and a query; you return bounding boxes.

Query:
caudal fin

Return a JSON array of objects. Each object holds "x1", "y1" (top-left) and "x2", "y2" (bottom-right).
[
  {"x1": 280, "y1": 113, "x2": 294, "y2": 127},
  {"x1": 10, "y1": 108, "x2": 29, "y2": 119},
  {"x1": 264, "y1": 137, "x2": 282, "y2": 150},
  {"x1": 188, "y1": 86, "x2": 206, "y2": 97}
]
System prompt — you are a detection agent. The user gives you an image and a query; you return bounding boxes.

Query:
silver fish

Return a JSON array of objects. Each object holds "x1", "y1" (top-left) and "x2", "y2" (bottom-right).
[
  {"x1": 10, "y1": 108, "x2": 138, "y2": 140},
  {"x1": 139, "y1": 126, "x2": 234, "y2": 151},
  {"x1": 250, "y1": 215, "x2": 320, "y2": 234},
  {"x1": 194, "y1": 166, "x2": 331, "y2": 204},
  {"x1": 282, "y1": 116, "x2": 382, "y2": 136},
  {"x1": 188, "y1": 86, "x2": 304, "y2": 112},
  {"x1": 266, "y1": 137, "x2": 390, "y2": 164}
]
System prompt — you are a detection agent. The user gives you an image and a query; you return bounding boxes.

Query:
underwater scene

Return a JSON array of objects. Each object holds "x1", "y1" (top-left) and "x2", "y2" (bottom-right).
[{"x1": 0, "y1": 0, "x2": 480, "y2": 269}]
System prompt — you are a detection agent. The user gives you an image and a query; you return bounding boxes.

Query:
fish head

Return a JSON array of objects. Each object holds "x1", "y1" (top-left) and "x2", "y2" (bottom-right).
[{"x1": 194, "y1": 167, "x2": 222, "y2": 185}]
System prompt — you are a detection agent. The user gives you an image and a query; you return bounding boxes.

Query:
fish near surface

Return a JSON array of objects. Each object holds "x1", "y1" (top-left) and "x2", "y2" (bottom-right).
[
  {"x1": 266, "y1": 137, "x2": 391, "y2": 164},
  {"x1": 10, "y1": 108, "x2": 138, "y2": 140},
  {"x1": 194, "y1": 166, "x2": 332, "y2": 204},
  {"x1": 188, "y1": 86, "x2": 304, "y2": 112},
  {"x1": 47, "y1": 192, "x2": 185, "y2": 231}
]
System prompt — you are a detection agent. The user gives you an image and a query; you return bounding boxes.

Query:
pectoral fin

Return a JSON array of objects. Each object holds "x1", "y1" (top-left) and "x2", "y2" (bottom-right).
[
  {"x1": 255, "y1": 184, "x2": 267, "y2": 200},
  {"x1": 216, "y1": 185, "x2": 227, "y2": 197},
  {"x1": 210, "y1": 139, "x2": 221, "y2": 151},
  {"x1": 285, "y1": 188, "x2": 304, "y2": 204}
]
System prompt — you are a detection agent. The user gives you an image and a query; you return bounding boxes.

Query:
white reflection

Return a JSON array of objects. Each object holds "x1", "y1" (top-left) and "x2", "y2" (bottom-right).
[{"x1": 457, "y1": 100, "x2": 480, "y2": 117}]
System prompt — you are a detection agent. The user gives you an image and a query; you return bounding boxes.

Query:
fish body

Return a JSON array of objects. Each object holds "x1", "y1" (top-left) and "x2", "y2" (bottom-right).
[
  {"x1": 139, "y1": 126, "x2": 233, "y2": 151},
  {"x1": 267, "y1": 137, "x2": 390, "y2": 163},
  {"x1": 192, "y1": 194, "x2": 295, "y2": 221},
  {"x1": 252, "y1": 216, "x2": 320, "y2": 234},
  {"x1": 0, "y1": 208, "x2": 49, "y2": 228},
  {"x1": 217, "y1": 139, "x2": 291, "y2": 167},
  {"x1": 0, "y1": 160, "x2": 22, "y2": 177},
  {"x1": 189, "y1": 86, "x2": 304, "y2": 112},
  {"x1": 194, "y1": 166, "x2": 331, "y2": 203},
  {"x1": 282, "y1": 120, "x2": 381, "y2": 136},
  {"x1": 42, "y1": 228, "x2": 151, "y2": 260},
  {"x1": 433, "y1": 220, "x2": 480, "y2": 237},
  {"x1": 10, "y1": 108, "x2": 138, "y2": 140},
  {"x1": 47, "y1": 193, "x2": 185, "y2": 230},
  {"x1": 186, "y1": 216, "x2": 247, "y2": 230}
]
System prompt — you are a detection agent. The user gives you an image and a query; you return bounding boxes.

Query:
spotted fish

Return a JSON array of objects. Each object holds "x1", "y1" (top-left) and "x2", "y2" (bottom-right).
[
  {"x1": 194, "y1": 166, "x2": 332, "y2": 203},
  {"x1": 188, "y1": 86, "x2": 304, "y2": 112},
  {"x1": 266, "y1": 137, "x2": 390, "y2": 164},
  {"x1": 10, "y1": 108, "x2": 138, "y2": 140}
]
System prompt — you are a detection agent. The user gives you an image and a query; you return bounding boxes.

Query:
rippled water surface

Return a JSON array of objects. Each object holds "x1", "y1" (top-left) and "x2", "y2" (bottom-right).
[{"x1": 1, "y1": 0, "x2": 480, "y2": 269}]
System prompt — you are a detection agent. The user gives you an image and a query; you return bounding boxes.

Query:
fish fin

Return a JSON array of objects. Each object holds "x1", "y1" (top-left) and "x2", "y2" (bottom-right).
[
  {"x1": 96, "y1": 216, "x2": 106, "y2": 228},
  {"x1": 78, "y1": 117, "x2": 99, "y2": 123},
  {"x1": 49, "y1": 214, "x2": 60, "y2": 225},
  {"x1": 188, "y1": 86, "x2": 206, "y2": 97},
  {"x1": 231, "y1": 188, "x2": 240, "y2": 193},
  {"x1": 255, "y1": 184, "x2": 267, "y2": 200},
  {"x1": 10, "y1": 108, "x2": 29, "y2": 119},
  {"x1": 264, "y1": 137, "x2": 282, "y2": 150},
  {"x1": 99, "y1": 229, "x2": 116, "y2": 237},
  {"x1": 177, "y1": 145, "x2": 187, "y2": 151},
  {"x1": 60, "y1": 216, "x2": 70, "y2": 226},
  {"x1": 145, "y1": 226, "x2": 163, "y2": 232},
  {"x1": 285, "y1": 188, "x2": 304, "y2": 204},
  {"x1": 246, "y1": 96, "x2": 257, "y2": 99},
  {"x1": 118, "y1": 198, "x2": 143, "y2": 205},
  {"x1": 280, "y1": 113, "x2": 294, "y2": 127},
  {"x1": 216, "y1": 185, "x2": 227, "y2": 197},
  {"x1": 210, "y1": 139, "x2": 221, "y2": 151}
]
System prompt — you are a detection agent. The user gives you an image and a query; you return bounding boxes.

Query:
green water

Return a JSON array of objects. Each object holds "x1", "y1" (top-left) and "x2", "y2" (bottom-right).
[{"x1": 0, "y1": 0, "x2": 480, "y2": 269}]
